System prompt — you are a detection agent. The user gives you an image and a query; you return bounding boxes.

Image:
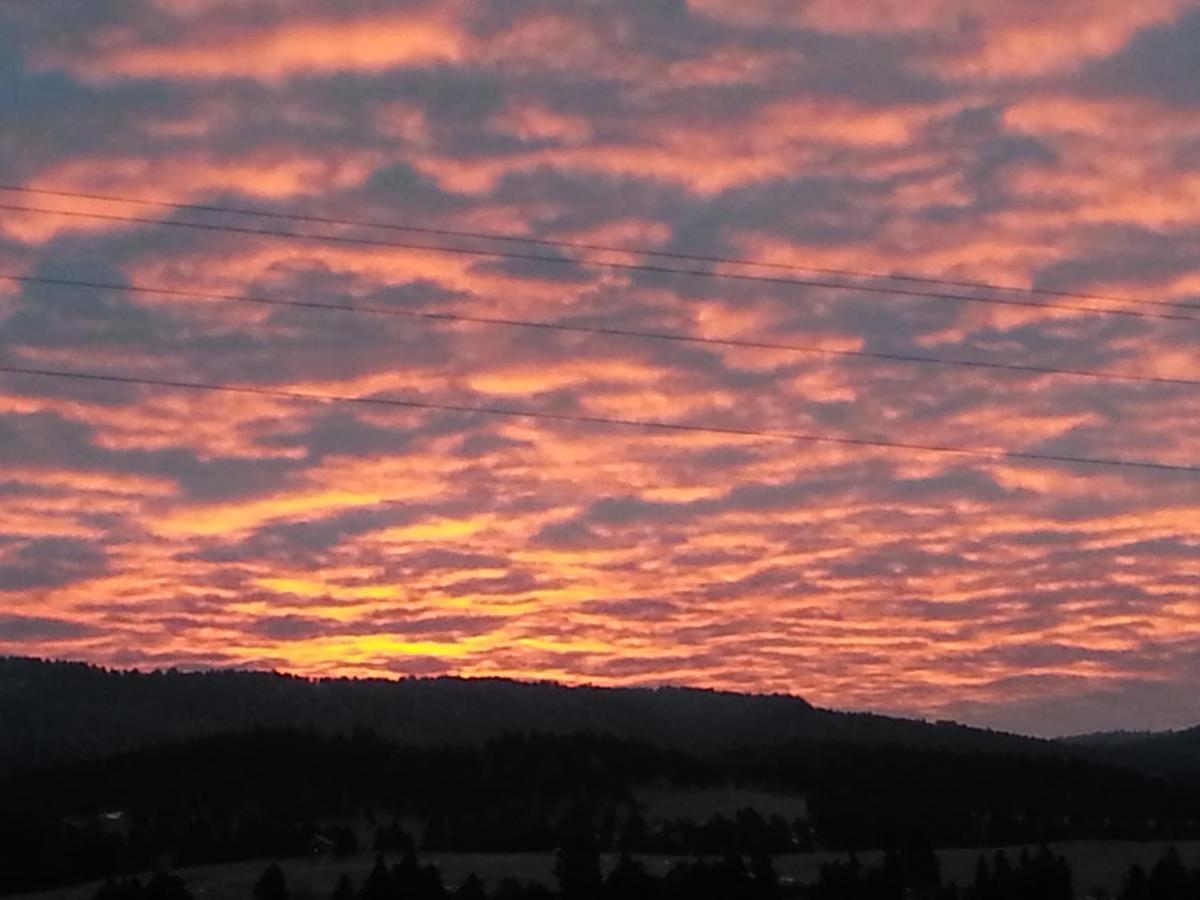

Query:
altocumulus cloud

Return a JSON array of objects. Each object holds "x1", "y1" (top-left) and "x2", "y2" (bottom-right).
[{"x1": 0, "y1": 0, "x2": 1198, "y2": 736}]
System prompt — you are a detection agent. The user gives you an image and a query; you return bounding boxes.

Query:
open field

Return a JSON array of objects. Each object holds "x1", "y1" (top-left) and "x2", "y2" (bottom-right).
[{"x1": 13, "y1": 841, "x2": 1200, "y2": 900}]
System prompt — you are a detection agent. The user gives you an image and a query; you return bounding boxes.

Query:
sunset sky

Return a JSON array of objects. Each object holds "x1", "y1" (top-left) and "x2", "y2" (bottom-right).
[{"x1": 2, "y1": 0, "x2": 1199, "y2": 737}]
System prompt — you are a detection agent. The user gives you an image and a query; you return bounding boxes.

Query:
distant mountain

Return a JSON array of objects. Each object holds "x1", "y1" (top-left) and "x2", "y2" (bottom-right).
[
  {"x1": 1065, "y1": 726, "x2": 1200, "y2": 785},
  {"x1": 0, "y1": 656, "x2": 1047, "y2": 774},
  {"x1": 1061, "y1": 729, "x2": 1164, "y2": 747}
]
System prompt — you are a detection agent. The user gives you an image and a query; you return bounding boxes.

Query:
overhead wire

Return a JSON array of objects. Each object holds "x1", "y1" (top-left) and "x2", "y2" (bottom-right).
[
  {"x1": 4, "y1": 201, "x2": 1200, "y2": 324},
  {"x1": 0, "y1": 364, "x2": 1196, "y2": 474},
  {"x1": 2, "y1": 182, "x2": 1191, "y2": 312},
  {"x1": 4, "y1": 190, "x2": 1196, "y2": 477},
  {"x1": 7, "y1": 273, "x2": 1200, "y2": 389}
]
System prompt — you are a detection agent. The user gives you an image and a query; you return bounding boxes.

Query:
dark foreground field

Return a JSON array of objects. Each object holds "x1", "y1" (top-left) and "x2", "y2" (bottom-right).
[{"x1": 15, "y1": 843, "x2": 1200, "y2": 900}]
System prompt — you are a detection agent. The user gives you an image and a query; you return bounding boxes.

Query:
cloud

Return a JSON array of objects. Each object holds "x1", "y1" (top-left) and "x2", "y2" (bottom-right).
[
  {"x1": 0, "y1": 0, "x2": 1198, "y2": 735},
  {"x1": 0, "y1": 538, "x2": 109, "y2": 591},
  {"x1": 43, "y1": 7, "x2": 468, "y2": 84},
  {"x1": 1081, "y1": 6, "x2": 1200, "y2": 105},
  {"x1": 0, "y1": 613, "x2": 100, "y2": 641}
]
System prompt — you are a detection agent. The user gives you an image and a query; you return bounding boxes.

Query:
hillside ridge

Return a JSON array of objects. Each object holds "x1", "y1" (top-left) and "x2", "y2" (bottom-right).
[{"x1": 1, "y1": 655, "x2": 1049, "y2": 773}]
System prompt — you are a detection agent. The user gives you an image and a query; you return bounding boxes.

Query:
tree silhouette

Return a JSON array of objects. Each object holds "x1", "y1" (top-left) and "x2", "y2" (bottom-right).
[
  {"x1": 1148, "y1": 846, "x2": 1190, "y2": 900},
  {"x1": 253, "y1": 863, "x2": 289, "y2": 900},
  {"x1": 554, "y1": 842, "x2": 602, "y2": 900},
  {"x1": 93, "y1": 877, "x2": 144, "y2": 900},
  {"x1": 1120, "y1": 863, "x2": 1149, "y2": 900},
  {"x1": 359, "y1": 856, "x2": 392, "y2": 900},
  {"x1": 143, "y1": 872, "x2": 192, "y2": 900},
  {"x1": 749, "y1": 851, "x2": 780, "y2": 900},
  {"x1": 618, "y1": 808, "x2": 647, "y2": 852},
  {"x1": 604, "y1": 854, "x2": 656, "y2": 900},
  {"x1": 455, "y1": 873, "x2": 486, "y2": 900}
]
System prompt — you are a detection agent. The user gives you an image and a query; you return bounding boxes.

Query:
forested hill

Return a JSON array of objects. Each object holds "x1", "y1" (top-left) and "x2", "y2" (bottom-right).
[
  {"x1": 0, "y1": 656, "x2": 1042, "y2": 773},
  {"x1": 1064, "y1": 726, "x2": 1200, "y2": 784}
]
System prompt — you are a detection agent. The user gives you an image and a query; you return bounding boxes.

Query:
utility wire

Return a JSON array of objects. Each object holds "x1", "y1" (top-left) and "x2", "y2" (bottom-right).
[
  {"x1": 5, "y1": 202, "x2": 1200, "y2": 325},
  {"x1": 8, "y1": 273, "x2": 1200, "y2": 390},
  {"x1": 1, "y1": 183, "x2": 1189, "y2": 312},
  {"x1": 1, "y1": 364, "x2": 1195, "y2": 474}
]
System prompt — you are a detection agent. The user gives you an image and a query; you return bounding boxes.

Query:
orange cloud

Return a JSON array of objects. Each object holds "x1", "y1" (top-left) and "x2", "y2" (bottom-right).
[
  {"x1": 933, "y1": 1, "x2": 1188, "y2": 78},
  {"x1": 4, "y1": 0, "x2": 1200, "y2": 736},
  {"x1": 53, "y1": 10, "x2": 468, "y2": 83}
]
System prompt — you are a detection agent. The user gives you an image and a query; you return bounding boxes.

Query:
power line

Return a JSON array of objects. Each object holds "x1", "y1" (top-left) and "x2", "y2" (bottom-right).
[
  {"x1": 0, "y1": 182, "x2": 1180, "y2": 311},
  {"x1": 9, "y1": 273, "x2": 1200, "y2": 390},
  {"x1": 1, "y1": 363, "x2": 1195, "y2": 474},
  {"x1": 6, "y1": 202, "x2": 1200, "y2": 325}
]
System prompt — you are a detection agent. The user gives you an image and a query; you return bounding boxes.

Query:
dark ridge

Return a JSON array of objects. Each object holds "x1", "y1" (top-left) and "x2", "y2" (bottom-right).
[{"x1": 0, "y1": 656, "x2": 1050, "y2": 774}]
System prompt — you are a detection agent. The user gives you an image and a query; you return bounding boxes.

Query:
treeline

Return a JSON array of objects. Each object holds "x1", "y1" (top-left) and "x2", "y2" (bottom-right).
[
  {"x1": 735, "y1": 742, "x2": 1200, "y2": 848},
  {"x1": 1, "y1": 729, "x2": 1198, "y2": 893},
  {"x1": 86, "y1": 845, "x2": 1200, "y2": 900},
  {"x1": 417, "y1": 806, "x2": 809, "y2": 855},
  {"x1": 809, "y1": 847, "x2": 1069, "y2": 900},
  {"x1": 0, "y1": 657, "x2": 1065, "y2": 775}
]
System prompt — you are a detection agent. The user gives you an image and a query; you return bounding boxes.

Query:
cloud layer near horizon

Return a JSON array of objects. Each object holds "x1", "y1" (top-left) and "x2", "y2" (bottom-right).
[{"x1": 2, "y1": 0, "x2": 1199, "y2": 736}]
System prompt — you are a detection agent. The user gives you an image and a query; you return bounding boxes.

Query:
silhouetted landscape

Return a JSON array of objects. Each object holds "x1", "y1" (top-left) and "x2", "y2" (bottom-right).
[
  {"x1": 5, "y1": 658, "x2": 1200, "y2": 900},
  {"x1": 7, "y1": 0, "x2": 1200, "y2": 896}
]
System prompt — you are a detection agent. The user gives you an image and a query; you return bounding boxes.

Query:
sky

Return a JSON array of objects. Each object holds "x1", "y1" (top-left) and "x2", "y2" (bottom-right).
[{"x1": 1, "y1": 0, "x2": 1199, "y2": 737}]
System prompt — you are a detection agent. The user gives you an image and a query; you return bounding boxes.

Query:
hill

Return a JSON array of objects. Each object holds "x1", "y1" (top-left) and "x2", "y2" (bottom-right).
[
  {"x1": 0, "y1": 656, "x2": 1043, "y2": 774},
  {"x1": 1065, "y1": 726, "x2": 1200, "y2": 786},
  {"x1": 4, "y1": 657, "x2": 1200, "y2": 895}
]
